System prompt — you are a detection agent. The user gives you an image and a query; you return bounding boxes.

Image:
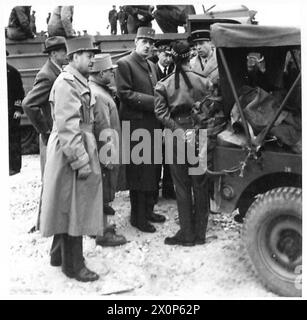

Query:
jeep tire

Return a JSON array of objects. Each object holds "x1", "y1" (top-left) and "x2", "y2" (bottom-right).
[{"x1": 242, "y1": 187, "x2": 302, "y2": 297}]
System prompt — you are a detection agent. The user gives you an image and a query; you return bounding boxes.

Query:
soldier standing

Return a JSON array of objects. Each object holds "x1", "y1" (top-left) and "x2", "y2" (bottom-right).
[
  {"x1": 190, "y1": 30, "x2": 219, "y2": 87},
  {"x1": 30, "y1": 10, "x2": 36, "y2": 35},
  {"x1": 118, "y1": 6, "x2": 128, "y2": 34},
  {"x1": 39, "y1": 37, "x2": 102, "y2": 282},
  {"x1": 89, "y1": 53, "x2": 127, "y2": 247},
  {"x1": 7, "y1": 50, "x2": 25, "y2": 175},
  {"x1": 22, "y1": 36, "x2": 68, "y2": 229},
  {"x1": 115, "y1": 27, "x2": 165, "y2": 233},
  {"x1": 108, "y1": 5, "x2": 118, "y2": 35},
  {"x1": 155, "y1": 40, "x2": 213, "y2": 246}
]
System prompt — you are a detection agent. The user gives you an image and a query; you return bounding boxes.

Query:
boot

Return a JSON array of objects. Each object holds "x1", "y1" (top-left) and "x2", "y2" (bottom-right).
[
  {"x1": 96, "y1": 231, "x2": 127, "y2": 247},
  {"x1": 145, "y1": 191, "x2": 166, "y2": 223}
]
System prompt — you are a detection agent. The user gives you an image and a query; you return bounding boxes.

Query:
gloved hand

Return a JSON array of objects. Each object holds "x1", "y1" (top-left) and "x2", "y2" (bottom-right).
[{"x1": 77, "y1": 163, "x2": 92, "y2": 180}]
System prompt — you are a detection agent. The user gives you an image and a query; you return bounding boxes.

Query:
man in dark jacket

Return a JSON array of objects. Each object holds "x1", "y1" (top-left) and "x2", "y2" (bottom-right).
[
  {"x1": 108, "y1": 5, "x2": 118, "y2": 35},
  {"x1": 7, "y1": 51, "x2": 25, "y2": 175},
  {"x1": 22, "y1": 36, "x2": 68, "y2": 177},
  {"x1": 124, "y1": 6, "x2": 154, "y2": 34},
  {"x1": 7, "y1": 6, "x2": 34, "y2": 40},
  {"x1": 115, "y1": 27, "x2": 166, "y2": 233},
  {"x1": 154, "y1": 5, "x2": 196, "y2": 33},
  {"x1": 118, "y1": 6, "x2": 128, "y2": 34}
]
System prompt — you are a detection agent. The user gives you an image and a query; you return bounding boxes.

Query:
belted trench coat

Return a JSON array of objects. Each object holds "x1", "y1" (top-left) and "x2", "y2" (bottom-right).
[{"x1": 40, "y1": 65, "x2": 103, "y2": 237}]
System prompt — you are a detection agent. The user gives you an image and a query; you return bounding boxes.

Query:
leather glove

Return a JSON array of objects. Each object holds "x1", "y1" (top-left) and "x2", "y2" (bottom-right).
[{"x1": 77, "y1": 163, "x2": 92, "y2": 180}]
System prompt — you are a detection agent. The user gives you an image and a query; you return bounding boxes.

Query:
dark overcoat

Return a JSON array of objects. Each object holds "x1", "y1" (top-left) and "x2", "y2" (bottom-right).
[
  {"x1": 7, "y1": 63, "x2": 24, "y2": 172},
  {"x1": 115, "y1": 51, "x2": 160, "y2": 191}
]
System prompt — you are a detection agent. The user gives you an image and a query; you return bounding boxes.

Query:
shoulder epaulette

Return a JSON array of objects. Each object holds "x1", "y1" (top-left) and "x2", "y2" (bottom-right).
[{"x1": 62, "y1": 72, "x2": 74, "y2": 81}]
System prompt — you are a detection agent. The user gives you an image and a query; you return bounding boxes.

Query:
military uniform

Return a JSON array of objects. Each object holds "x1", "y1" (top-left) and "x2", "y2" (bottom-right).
[
  {"x1": 155, "y1": 66, "x2": 213, "y2": 244},
  {"x1": 190, "y1": 48, "x2": 219, "y2": 85},
  {"x1": 40, "y1": 64, "x2": 103, "y2": 278},
  {"x1": 115, "y1": 28, "x2": 163, "y2": 232},
  {"x1": 108, "y1": 8, "x2": 118, "y2": 35},
  {"x1": 7, "y1": 63, "x2": 25, "y2": 174}
]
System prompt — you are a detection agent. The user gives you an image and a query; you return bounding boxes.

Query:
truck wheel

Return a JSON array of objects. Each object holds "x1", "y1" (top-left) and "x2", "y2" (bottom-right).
[
  {"x1": 21, "y1": 126, "x2": 39, "y2": 155},
  {"x1": 242, "y1": 187, "x2": 302, "y2": 297}
]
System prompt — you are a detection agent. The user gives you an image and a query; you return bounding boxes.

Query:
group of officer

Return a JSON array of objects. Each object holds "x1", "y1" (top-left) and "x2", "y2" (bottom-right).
[{"x1": 18, "y1": 24, "x2": 218, "y2": 282}]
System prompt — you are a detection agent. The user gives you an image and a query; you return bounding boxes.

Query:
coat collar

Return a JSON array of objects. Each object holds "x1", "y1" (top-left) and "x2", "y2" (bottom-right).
[
  {"x1": 64, "y1": 64, "x2": 89, "y2": 87},
  {"x1": 46, "y1": 58, "x2": 62, "y2": 77},
  {"x1": 131, "y1": 51, "x2": 149, "y2": 72}
]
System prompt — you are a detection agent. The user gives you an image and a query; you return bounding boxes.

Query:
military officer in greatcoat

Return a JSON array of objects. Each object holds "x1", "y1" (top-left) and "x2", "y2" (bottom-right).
[
  {"x1": 155, "y1": 40, "x2": 213, "y2": 246},
  {"x1": 40, "y1": 36, "x2": 102, "y2": 282},
  {"x1": 115, "y1": 27, "x2": 166, "y2": 233},
  {"x1": 89, "y1": 53, "x2": 127, "y2": 247},
  {"x1": 190, "y1": 30, "x2": 219, "y2": 88}
]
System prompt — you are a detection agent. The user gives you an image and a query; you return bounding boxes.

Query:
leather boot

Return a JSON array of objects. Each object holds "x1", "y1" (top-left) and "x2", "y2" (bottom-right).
[{"x1": 135, "y1": 191, "x2": 156, "y2": 233}]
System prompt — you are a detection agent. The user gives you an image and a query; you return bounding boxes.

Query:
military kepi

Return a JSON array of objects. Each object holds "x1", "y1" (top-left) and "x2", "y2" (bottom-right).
[
  {"x1": 136, "y1": 27, "x2": 155, "y2": 40},
  {"x1": 191, "y1": 29, "x2": 211, "y2": 42},
  {"x1": 90, "y1": 53, "x2": 118, "y2": 73},
  {"x1": 43, "y1": 36, "x2": 67, "y2": 53},
  {"x1": 66, "y1": 36, "x2": 101, "y2": 55}
]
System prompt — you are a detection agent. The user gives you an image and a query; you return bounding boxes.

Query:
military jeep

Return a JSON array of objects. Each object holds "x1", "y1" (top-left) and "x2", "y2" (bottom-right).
[{"x1": 206, "y1": 23, "x2": 302, "y2": 297}]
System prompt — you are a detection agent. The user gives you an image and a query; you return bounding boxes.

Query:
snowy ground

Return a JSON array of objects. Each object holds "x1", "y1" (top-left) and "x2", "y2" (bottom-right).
[{"x1": 9, "y1": 155, "x2": 277, "y2": 298}]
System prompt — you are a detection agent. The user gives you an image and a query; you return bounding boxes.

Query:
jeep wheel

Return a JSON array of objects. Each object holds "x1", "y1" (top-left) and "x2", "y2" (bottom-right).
[
  {"x1": 242, "y1": 187, "x2": 302, "y2": 297},
  {"x1": 21, "y1": 126, "x2": 39, "y2": 155}
]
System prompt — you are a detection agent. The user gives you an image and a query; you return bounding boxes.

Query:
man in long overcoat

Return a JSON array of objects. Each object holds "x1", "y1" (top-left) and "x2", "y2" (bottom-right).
[
  {"x1": 89, "y1": 53, "x2": 127, "y2": 247},
  {"x1": 40, "y1": 36, "x2": 102, "y2": 282},
  {"x1": 115, "y1": 27, "x2": 165, "y2": 233},
  {"x1": 7, "y1": 51, "x2": 25, "y2": 175},
  {"x1": 108, "y1": 5, "x2": 118, "y2": 35},
  {"x1": 22, "y1": 36, "x2": 68, "y2": 230}
]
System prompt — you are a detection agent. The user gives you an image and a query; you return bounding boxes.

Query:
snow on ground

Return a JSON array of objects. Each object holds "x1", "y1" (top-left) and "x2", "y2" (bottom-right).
[{"x1": 9, "y1": 155, "x2": 277, "y2": 298}]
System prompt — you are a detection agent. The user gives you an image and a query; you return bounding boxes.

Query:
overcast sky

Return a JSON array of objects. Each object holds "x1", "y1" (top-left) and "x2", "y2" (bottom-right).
[{"x1": 1, "y1": 0, "x2": 304, "y2": 35}]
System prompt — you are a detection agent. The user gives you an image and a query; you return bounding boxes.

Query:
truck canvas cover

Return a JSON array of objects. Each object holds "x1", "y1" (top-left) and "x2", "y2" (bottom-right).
[{"x1": 211, "y1": 23, "x2": 300, "y2": 47}]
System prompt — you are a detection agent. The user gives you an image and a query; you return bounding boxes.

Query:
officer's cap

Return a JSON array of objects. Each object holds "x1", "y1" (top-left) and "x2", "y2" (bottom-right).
[
  {"x1": 136, "y1": 27, "x2": 155, "y2": 41},
  {"x1": 191, "y1": 29, "x2": 211, "y2": 42},
  {"x1": 90, "y1": 53, "x2": 118, "y2": 73}
]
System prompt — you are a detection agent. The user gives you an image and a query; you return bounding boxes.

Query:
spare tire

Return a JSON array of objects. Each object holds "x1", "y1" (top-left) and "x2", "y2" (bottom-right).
[{"x1": 242, "y1": 187, "x2": 302, "y2": 297}]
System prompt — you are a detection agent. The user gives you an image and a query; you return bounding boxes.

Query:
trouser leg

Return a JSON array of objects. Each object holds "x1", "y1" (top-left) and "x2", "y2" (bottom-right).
[
  {"x1": 129, "y1": 190, "x2": 138, "y2": 225},
  {"x1": 50, "y1": 234, "x2": 62, "y2": 266},
  {"x1": 145, "y1": 191, "x2": 155, "y2": 218},
  {"x1": 136, "y1": 191, "x2": 147, "y2": 226},
  {"x1": 61, "y1": 234, "x2": 84, "y2": 277},
  {"x1": 191, "y1": 173, "x2": 210, "y2": 241},
  {"x1": 170, "y1": 163, "x2": 194, "y2": 242}
]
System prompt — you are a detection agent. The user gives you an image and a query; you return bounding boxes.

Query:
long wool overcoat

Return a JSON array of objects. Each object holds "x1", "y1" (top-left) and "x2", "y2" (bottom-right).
[
  {"x1": 115, "y1": 51, "x2": 160, "y2": 191},
  {"x1": 40, "y1": 65, "x2": 103, "y2": 237}
]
